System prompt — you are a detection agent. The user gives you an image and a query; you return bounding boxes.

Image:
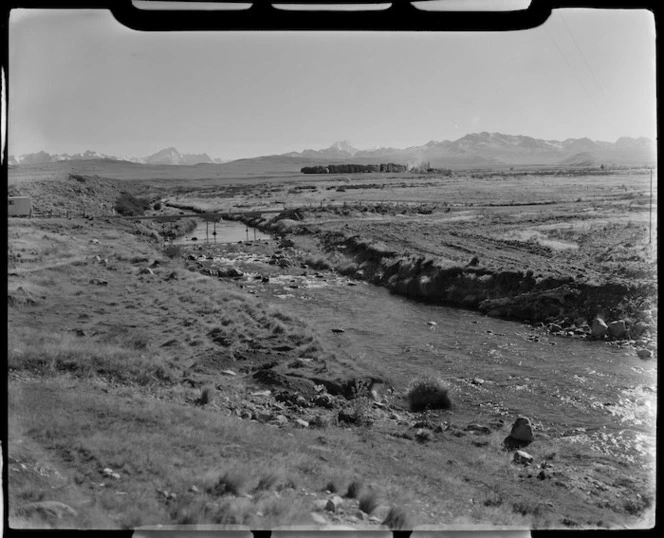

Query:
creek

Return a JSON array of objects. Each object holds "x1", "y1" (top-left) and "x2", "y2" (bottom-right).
[
  {"x1": 173, "y1": 219, "x2": 272, "y2": 245},
  {"x1": 235, "y1": 262, "x2": 656, "y2": 468}
]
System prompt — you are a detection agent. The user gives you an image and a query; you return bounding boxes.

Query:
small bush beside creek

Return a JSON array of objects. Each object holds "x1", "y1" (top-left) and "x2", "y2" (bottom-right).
[{"x1": 407, "y1": 376, "x2": 452, "y2": 412}]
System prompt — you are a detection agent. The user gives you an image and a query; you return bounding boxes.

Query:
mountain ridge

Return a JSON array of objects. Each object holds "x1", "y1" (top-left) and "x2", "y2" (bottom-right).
[{"x1": 9, "y1": 132, "x2": 656, "y2": 168}]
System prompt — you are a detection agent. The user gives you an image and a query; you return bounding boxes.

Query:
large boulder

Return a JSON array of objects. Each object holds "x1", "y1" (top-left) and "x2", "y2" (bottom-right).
[
  {"x1": 607, "y1": 320, "x2": 627, "y2": 340},
  {"x1": 508, "y1": 416, "x2": 534, "y2": 443},
  {"x1": 637, "y1": 349, "x2": 653, "y2": 360},
  {"x1": 590, "y1": 318, "x2": 608, "y2": 338}
]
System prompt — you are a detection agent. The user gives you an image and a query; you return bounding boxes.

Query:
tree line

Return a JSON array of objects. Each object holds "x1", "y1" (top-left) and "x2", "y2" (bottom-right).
[{"x1": 301, "y1": 163, "x2": 408, "y2": 174}]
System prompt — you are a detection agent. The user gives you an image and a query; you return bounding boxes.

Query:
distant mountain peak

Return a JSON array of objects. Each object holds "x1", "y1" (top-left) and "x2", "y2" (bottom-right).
[
  {"x1": 330, "y1": 140, "x2": 358, "y2": 153},
  {"x1": 10, "y1": 132, "x2": 655, "y2": 168}
]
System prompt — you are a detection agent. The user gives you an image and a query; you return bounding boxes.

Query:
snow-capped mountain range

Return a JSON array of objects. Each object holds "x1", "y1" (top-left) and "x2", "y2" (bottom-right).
[
  {"x1": 282, "y1": 133, "x2": 656, "y2": 167},
  {"x1": 9, "y1": 132, "x2": 656, "y2": 168},
  {"x1": 8, "y1": 147, "x2": 226, "y2": 166}
]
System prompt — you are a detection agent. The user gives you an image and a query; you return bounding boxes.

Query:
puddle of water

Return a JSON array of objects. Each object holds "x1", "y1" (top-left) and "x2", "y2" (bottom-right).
[{"x1": 173, "y1": 220, "x2": 272, "y2": 245}]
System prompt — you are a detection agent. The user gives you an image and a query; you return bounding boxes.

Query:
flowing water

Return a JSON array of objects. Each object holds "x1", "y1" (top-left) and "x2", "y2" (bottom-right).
[
  {"x1": 234, "y1": 266, "x2": 656, "y2": 467},
  {"x1": 192, "y1": 234, "x2": 656, "y2": 468}
]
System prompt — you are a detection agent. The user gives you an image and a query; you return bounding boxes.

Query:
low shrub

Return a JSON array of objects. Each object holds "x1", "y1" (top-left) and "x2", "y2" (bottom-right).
[
  {"x1": 199, "y1": 385, "x2": 215, "y2": 406},
  {"x1": 256, "y1": 472, "x2": 280, "y2": 491},
  {"x1": 325, "y1": 479, "x2": 341, "y2": 493},
  {"x1": 208, "y1": 470, "x2": 247, "y2": 497},
  {"x1": 115, "y1": 192, "x2": 152, "y2": 217},
  {"x1": 358, "y1": 490, "x2": 379, "y2": 514},
  {"x1": 406, "y1": 376, "x2": 451, "y2": 412},
  {"x1": 382, "y1": 505, "x2": 411, "y2": 530},
  {"x1": 345, "y1": 480, "x2": 363, "y2": 499}
]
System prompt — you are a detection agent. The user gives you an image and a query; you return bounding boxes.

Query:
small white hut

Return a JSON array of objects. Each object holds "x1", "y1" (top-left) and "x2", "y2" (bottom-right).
[{"x1": 8, "y1": 197, "x2": 33, "y2": 217}]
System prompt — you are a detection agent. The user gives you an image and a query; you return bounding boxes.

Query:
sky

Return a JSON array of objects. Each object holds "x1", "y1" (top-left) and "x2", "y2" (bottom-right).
[{"x1": 8, "y1": 7, "x2": 656, "y2": 161}]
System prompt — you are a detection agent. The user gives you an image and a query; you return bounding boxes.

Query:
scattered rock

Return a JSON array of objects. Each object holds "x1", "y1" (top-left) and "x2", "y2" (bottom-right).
[
  {"x1": 294, "y1": 418, "x2": 310, "y2": 428},
  {"x1": 217, "y1": 266, "x2": 244, "y2": 278},
  {"x1": 313, "y1": 394, "x2": 335, "y2": 409},
  {"x1": 537, "y1": 470, "x2": 549, "y2": 480},
  {"x1": 309, "y1": 415, "x2": 330, "y2": 428},
  {"x1": 190, "y1": 485, "x2": 200, "y2": 493},
  {"x1": 310, "y1": 512, "x2": 328, "y2": 524},
  {"x1": 508, "y1": 416, "x2": 534, "y2": 443},
  {"x1": 471, "y1": 377, "x2": 485, "y2": 385},
  {"x1": 89, "y1": 278, "x2": 109, "y2": 286},
  {"x1": 415, "y1": 428, "x2": 433, "y2": 442},
  {"x1": 607, "y1": 320, "x2": 627, "y2": 340},
  {"x1": 637, "y1": 349, "x2": 653, "y2": 360},
  {"x1": 412, "y1": 419, "x2": 437, "y2": 430},
  {"x1": 220, "y1": 369, "x2": 237, "y2": 376},
  {"x1": 138, "y1": 267, "x2": 154, "y2": 276},
  {"x1": 372, "y1": 505, "x2": 391, "y2": 521},
  {"x1": 633, "y1": 321, "x2": 650, "y2": 337},
  {"x1": 111, "y1": 472, "x2": 121, "y2": 480},
  {"x1": 271, "y1": 414, "x2": 289, "y2": 426},
  {"x1": 465, "y1": 423, "x2": 491, "y2": 434},
  {"x1": 325, "y1": 495, "x2": 344, "y2": 512},
  {"x1": 427, "y1": 321, "x2": 437, "y2": 326},
  {"x1": 590, "y1": 318, "x2": 608, "y2": 338},
  {"x1": 331, "y1": 328, "x2": 345, "y2": 334},
  {"x1": 313, "y1": 499, "x2": 329, "y2": 512},
  {"x1": 514, "y1": 450, "x2": 534, "y2": 465},
  {"x1": 102, "y1": 468, "x2": 114, "y2": 477}
]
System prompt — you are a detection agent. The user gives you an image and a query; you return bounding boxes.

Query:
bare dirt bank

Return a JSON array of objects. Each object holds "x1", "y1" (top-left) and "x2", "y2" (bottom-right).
[{"x1": 234, "y1": 206, "x2": 657, "y2": 346}]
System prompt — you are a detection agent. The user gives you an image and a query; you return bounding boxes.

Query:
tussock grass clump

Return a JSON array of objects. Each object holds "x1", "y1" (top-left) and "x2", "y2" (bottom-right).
[
  {"x1": 338, "y1": 397, "x2": 374, "y2": 427},
  {"x1": 512, "y1": 500, "x2": 545, "y2": 517},
  {"x1": 345, "y1": 480, "x2": 363, "y2": 499},
  {"x1": 382, "y1": 505, "x2": 411, "y2": 530},
  {"x1": 256, "y1": 472, "x2": 280, "y2": 491},
  {"x1": 304, "y1": 256, "x2": 334, "y2": 270},
  {"x1": 358, "y1": 490, "x2": 380, "y2": 515},
  {"x1": 325, "y1": 479, "x2": 341, "y2": 493},
  {"x1": 170, "y1": 496, "x2": 214, "y2": 525},
  {"x1": 208, "y1": 469, "x2": 247, "y2": 497},
  {"x1": 406, "y1": 376, "x2": 452, "y2": 412},
  {"x1": 199, "y1": 385, "x2": 215, "y2": 406}
]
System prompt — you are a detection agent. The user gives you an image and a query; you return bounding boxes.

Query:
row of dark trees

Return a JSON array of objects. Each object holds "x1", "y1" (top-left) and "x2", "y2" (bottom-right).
[{"x1": 301, "y1": 163, "x2": 408, "y2": 174}]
